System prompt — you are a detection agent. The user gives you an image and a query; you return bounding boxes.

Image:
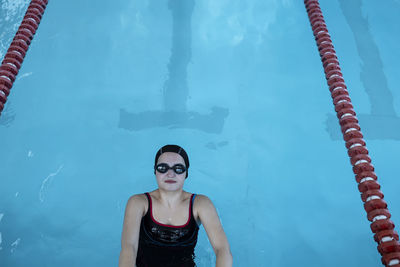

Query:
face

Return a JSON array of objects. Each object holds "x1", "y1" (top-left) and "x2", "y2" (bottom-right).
[{"x1": 155, "y1": 152, "x2": 187, "y2": 191}]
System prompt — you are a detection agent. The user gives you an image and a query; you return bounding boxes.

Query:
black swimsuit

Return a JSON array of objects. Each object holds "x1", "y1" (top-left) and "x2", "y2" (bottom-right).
[{"x1": 136, "y1": 193, "x2": 200, "y2": 267}]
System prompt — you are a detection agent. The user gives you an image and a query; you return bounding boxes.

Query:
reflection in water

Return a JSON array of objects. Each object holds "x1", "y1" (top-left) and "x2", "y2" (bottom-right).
[
  {"x1": 0, "y1": 102, "x2": 16, "y2": 127},
  {"x1": 326, "y1": 0, "x2": 400, "y2": 140},
  {"x1": 10, "y1": 238, "x2": 21, "y2": 253},
  {"x1": 0, "y1": 213, "x2": 3, "y2": 251},
  {"x1": 39, "y1": 165, "x2": 64, "y2": 203},
  {"x1": 119, "y1": 0, "x2": 229, "y2": 133}
]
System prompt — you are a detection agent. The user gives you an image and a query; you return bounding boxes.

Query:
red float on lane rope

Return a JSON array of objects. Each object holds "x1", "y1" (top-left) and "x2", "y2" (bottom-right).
[{"x1": 0, "y1": 0, "x2": 48, "y2": 115}]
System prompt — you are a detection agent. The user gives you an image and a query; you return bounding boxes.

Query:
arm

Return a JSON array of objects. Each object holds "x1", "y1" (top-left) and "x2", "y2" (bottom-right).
[
  {"x1": 196, "y1": 195, "x2": 233, "y2": 267},
  {"x1": 118, "y1": 194, "x2": 146, "y2": 267}
]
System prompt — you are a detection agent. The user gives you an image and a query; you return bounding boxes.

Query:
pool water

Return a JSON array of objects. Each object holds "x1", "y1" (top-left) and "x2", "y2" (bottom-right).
[{"x1": 1, "y1": 0, "x2": 400, "y2": 266}]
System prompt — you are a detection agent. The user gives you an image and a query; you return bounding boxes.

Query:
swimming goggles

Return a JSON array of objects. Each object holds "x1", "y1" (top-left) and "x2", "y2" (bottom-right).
[{"x1": 155, "y1": 163, "x2": 186, "y2": 175}]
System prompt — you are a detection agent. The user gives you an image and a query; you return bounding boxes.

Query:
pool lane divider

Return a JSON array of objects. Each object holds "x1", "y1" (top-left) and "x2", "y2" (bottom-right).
[
  {"x1": 304, "y1": 1, "x2": 400, "y2": 266},
  {"x1": 0, "y1": 0, "x2": 49, "y2": 116}
]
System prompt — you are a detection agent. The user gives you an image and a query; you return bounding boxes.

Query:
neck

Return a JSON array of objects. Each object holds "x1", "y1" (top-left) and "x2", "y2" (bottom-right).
[{"x1": 156, "y1": 189, "x2": 184, "y2": 208}]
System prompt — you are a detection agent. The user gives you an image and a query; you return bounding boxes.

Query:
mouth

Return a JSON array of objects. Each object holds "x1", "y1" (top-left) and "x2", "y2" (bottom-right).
[{"x1": 165, "y1": 180, "x2": 177, "y2": 184}]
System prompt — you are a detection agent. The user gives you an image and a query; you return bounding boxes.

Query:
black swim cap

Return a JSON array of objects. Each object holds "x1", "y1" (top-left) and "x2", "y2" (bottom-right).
[{"x1": 154, "y1": 144, "x2": 190, "y2": 178}]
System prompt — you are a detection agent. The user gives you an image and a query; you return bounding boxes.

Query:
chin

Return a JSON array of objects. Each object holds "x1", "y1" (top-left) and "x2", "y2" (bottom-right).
[{"x1": 159, "y1": 184, "x2": 183, "y2": 191}]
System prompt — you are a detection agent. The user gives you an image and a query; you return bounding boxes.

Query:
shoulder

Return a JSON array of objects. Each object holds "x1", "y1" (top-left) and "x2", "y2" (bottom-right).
[
  {"x1": 126, "y1": 193, "x2": 148, "y2": 217},
  {"x1": 193, "y1": 194, "x2": 215, "y2": 213},
  {"x1": 127, "y1": 193, "x2": 148, "y2": 204},
  {"x1": 192, "y1": 194, "x2": 212, "y2": 223},
  {"x1": 193, "y1": 194, "x2": 212, "y2": 205}
]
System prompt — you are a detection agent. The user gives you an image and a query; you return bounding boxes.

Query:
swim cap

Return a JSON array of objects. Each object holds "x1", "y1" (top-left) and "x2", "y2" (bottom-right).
[{"x1": 154, "y1": 144, "x2": 190, "y2": 178}]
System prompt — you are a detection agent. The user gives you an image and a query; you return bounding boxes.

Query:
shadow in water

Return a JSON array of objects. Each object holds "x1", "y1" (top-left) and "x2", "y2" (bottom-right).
[
  {"x1": 119, "y1": 0, "x2": 229, "y2": 133},
  {"x1": 326, "y1": 0, "x2": 400, "y2": 140}
]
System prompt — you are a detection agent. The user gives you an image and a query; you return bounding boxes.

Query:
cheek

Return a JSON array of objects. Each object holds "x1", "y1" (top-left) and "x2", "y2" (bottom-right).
[
  {"x1": 178, "y1": 176, "x2": 186, "y2": 183},
  {"x1": 155, "y1": 173, "x2": 163, "y2": 182}
]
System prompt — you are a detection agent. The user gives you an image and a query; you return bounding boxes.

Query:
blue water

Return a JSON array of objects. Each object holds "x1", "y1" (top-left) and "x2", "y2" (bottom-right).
[{"x1": 1, "y1": 0, "x2": 400, "y2": 266}]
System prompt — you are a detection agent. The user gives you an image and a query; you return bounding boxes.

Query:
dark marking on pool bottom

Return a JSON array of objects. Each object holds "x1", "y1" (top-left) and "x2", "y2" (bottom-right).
[
  {"x1": 326, "y1": 113, "x2": 400, "y2": 140},
  {"x1": 118, "y1": 107, "x2": 229, "y2": 134}
]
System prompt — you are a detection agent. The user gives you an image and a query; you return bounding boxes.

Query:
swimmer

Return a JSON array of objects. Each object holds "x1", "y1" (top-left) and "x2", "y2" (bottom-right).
[{"x1": 118, "y1": 144, "x2": 233, "y2": 267}]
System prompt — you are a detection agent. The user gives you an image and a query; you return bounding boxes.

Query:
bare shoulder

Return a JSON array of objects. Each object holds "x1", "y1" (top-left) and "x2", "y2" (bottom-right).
[
  {"x1": 126, "y1": 193, "x2": 148, "y2": 217},
  {"x1": 193, "y1": 194, "x2": 216, "y2": 215},
  {"x1": 128, "y1": 193, "x2": 147, "y2": 202},
  {"x1": 194, "y1": 194, "x2": 213, "y2": 206}
]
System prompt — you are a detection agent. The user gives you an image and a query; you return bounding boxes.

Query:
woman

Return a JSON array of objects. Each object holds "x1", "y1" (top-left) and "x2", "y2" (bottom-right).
[{"x1": 118, "y1": 144, "x2": 233, "y2": 267}]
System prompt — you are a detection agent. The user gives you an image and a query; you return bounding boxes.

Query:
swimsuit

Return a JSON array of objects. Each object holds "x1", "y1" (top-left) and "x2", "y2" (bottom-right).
[{"x1": 136, "y1": 193, "x2": 199, "y2": 267}]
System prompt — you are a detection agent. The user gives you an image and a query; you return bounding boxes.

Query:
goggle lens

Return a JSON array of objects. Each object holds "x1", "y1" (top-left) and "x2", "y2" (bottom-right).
[{"x1": 156, "y1": 163, "x2": 186, "y2": 175}]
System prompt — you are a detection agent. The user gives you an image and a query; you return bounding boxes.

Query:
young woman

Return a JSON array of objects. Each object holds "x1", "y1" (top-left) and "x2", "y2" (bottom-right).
[{"x1": 118, "y1": 144, "x2": 232, "y2": 267}]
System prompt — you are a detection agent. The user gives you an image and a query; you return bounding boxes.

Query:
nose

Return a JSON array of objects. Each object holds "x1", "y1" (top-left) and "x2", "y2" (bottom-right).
[{"x1": 166, "y1": 168, "x2": 175, "y2": 177}]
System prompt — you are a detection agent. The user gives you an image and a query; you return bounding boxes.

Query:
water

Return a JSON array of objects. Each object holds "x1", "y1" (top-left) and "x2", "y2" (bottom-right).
[{"x1": 1, "y1": 0, "x2": 400, "y2": 266}]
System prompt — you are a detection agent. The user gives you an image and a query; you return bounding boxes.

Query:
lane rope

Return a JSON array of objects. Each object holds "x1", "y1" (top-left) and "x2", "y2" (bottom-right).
[
  {"x1": 304, "y1": 1, "x2": 400, "y2": 266},
  {"x1": 0, "y1": 0, "x2": 49, "y2": 116}
]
